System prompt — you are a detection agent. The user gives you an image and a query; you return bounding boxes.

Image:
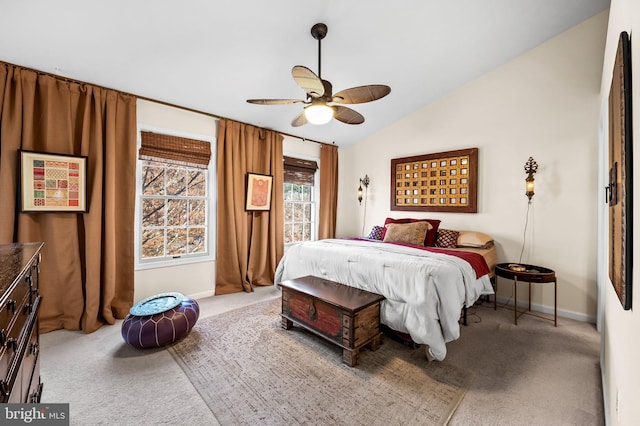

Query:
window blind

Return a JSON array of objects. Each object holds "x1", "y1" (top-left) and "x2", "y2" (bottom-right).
[
  {"x1": 139, "y1": 131, "x2": 211, "y2": 169},
  {"x1": 284, "y1": 156, "x2": 318, "y2": 185}
]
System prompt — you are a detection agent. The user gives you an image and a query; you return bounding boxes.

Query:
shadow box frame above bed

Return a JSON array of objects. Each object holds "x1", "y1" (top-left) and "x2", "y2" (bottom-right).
[{"x1": 390, "y1": 147, "x2": 478, "y2": 213}]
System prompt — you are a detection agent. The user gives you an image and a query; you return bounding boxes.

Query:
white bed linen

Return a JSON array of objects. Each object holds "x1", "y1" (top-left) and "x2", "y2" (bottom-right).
[{"x1": 274, "y1": 238, "x2": 494, "y2": 361}]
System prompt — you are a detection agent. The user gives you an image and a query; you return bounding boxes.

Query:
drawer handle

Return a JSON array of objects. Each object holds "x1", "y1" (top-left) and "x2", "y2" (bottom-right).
[
  {"x1": 0, "y1": 329, "x2": 5, "y2": 346},
  {"x1": 24, "y1": 303, "x2": 32, "y2": 314},
  {"x1": 29, "y1": 342, "x2": 39, "y2": 357},
  {"x1": 0, "y1": 380, "x2": 8, "y2": 397},
  {"x1": 29, "y1": 383, "x2": 43, "y2": 403},
  {"x1": 6, "y1": 300, "x2": 16, "y2": 315},
  {"x1": 6, "y1": 338, "x2": 17, "y2": 351}
]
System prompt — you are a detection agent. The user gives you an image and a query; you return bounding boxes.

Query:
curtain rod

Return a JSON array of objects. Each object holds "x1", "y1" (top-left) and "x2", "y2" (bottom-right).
[{"x1": 0, "y1": 60, "x2": 335, "y2": 147}]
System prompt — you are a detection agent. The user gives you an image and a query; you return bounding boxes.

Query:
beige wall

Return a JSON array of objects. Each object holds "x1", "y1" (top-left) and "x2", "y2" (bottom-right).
[
  {"x1": 337, "y1": 12, "x2": 608, "y2": 322},
  {"x1": 134, "y1": 100, "x2": 218, "y2": 302},
  {"x1": 600, "y1": 1, "x2": 640, "y2": 424}
]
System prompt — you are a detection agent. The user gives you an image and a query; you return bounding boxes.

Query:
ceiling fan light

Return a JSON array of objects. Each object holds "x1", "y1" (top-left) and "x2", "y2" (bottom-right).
[{"x1": 304, "y1": 104, "x2": 334, "y2": 125}]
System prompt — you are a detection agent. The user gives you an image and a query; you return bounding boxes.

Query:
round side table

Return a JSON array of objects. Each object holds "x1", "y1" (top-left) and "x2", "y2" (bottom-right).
[{"x1": 494, "y1": 263, "x2": 557, "y2": 326}]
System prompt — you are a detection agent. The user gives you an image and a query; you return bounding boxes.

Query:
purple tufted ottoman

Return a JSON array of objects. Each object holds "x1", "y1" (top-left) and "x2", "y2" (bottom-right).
[{"x1": 121, "y1": 292, "x2": 199, "y2": 349}]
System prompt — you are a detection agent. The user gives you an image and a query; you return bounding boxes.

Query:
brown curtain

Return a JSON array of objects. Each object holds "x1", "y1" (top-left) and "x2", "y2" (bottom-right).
[
  {"x1": 318, "y1": 144, "x2": 338, "y2": 239},
  {"x1": 216, "y1": 119, "x2": 284, "y2": 294},
  {"x1": 0, "y1": 63, "x2": 137, "y2": 333}
]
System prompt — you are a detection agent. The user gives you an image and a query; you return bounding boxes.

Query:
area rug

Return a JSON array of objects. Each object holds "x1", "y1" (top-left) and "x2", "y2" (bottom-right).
[{"x1": 168, "y1": 298, "x2": 473, "y2": 426}]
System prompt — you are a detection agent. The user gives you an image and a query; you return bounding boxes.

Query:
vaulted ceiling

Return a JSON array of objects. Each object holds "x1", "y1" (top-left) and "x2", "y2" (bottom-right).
[{"x1": 0, "y1": 0, "x2": 609, "y2": 146}]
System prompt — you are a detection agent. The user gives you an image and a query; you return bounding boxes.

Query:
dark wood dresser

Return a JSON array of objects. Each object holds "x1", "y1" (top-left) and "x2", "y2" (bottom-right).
[{"x1": 0, "y1": 242, "x2": 44, "y2": 403}]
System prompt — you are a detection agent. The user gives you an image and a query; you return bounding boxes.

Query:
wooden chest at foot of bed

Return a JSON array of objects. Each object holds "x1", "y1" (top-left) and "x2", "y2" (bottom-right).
[{"x1": 280, "y1": 275, "x2": 385, "y2": 366}]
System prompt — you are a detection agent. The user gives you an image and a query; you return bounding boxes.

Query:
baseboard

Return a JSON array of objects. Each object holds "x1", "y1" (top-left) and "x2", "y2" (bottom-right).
[
  {"x1": 601, "y1": 358, "x2": 609, "y2": 425},
  {"x1": 494, "y1": 296, "x2": 596, "y2": 323},
  {"x1": 188, "y1": 289, "x2": 215, "y2": 300}
]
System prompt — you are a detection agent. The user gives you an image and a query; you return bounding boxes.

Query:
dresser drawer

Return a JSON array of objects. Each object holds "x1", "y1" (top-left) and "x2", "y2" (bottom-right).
[
  {"x1": 0, "y1": 273, "x2": 31, "y2": 331},
  {"x1": 0, "y1": 292, "x2": 31, "y2": 386}
]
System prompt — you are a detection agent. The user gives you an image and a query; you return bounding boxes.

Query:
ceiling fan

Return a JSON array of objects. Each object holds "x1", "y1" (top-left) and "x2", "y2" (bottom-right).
[{"x1": 246, "y1": 23, "x2": 391, "y2": 127}]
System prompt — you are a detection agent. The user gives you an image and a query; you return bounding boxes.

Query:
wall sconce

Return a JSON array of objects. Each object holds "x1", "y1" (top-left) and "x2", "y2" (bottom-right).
[
  {"x1": 524, "y1": 157, "x2": 538, "y2": 202},
  {"x1": 358, "y1": 175, "x2": 370, "y2": 205}
]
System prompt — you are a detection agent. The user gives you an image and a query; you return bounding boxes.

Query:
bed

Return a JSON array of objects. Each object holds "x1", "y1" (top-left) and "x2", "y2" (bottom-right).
[{"x1": 274, "y1": 220, "x2": 496, "y2": 361}]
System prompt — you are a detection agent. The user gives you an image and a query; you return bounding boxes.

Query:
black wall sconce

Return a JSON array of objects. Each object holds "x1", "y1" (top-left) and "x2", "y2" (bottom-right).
[
  {"x1": 524, "y1": 157, "x2": 538, "y2": 202},
  {"x1": 358, "y1": 175, "x2": 370, "y2": 205}
]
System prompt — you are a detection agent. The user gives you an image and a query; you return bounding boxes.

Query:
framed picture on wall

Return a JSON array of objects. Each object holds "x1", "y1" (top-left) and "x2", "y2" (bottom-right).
[
  {"x1": 19, "y1": 150, "x2": 88, "y2": 213},
  {"x1": 390, "y1": 148, "x2": 478, "y2": 213},
  {"x1": 245, "y1": 173, "x2": 273, "y2": 211},
  {"x1": 607, "y1": 31, "x2": 633, "y2": 310}
]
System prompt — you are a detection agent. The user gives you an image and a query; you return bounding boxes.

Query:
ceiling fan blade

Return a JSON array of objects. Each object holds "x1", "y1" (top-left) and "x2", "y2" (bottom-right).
[
  {"x1": 332, "y1": 85, "x2": 391, "y2": 104},
  {"x1": 291, "y1": 111, "x2": 308, "y2": 127},
  {"x1": 333, "y1": 105, "x2": 364, "y2": 125},
  {"x1": 292, "y1": 66, "x2": 325, "y2": 98},
  {"x1": 246, "y1": 99, "x2": 304, "y2": 105}
]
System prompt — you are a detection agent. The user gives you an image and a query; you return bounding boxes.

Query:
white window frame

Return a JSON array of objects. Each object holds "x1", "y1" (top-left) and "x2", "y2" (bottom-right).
[
  {"x1": 283, "y1": 152, "x2": 320, "y2": 246},
  {"x1": 135, "y1": 125, "x2": 216, "y2": 270}
]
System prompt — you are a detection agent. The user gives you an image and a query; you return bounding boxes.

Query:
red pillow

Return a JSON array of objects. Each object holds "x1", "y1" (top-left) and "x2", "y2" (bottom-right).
[{"x1": 382, "y1": 217, "x2": 441, "y2": 247}]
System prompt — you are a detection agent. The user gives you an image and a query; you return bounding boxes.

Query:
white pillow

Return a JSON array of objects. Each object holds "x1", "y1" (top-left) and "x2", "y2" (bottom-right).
[{"x1": 457, "y1": 230, "x2": 494, "y2": 248}]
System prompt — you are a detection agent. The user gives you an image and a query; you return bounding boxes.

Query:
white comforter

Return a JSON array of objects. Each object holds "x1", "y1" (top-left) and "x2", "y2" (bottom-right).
[{"x1": 274, "y1": 238, "x2": 494, "y2": 361}]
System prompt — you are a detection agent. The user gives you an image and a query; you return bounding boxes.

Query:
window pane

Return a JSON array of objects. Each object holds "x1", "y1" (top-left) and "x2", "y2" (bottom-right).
[
  {"x1": 293, "y1": 203, "x2": 303, "y2": 223},
  {"x1": 189, "y1": 200, "x2": 206, "y2": 226},
  {"x1": 138, "y1": 149, "x2": 210, "y2": 263},
  {"x1": 167, "y1": 199, "x2": 187, "y2": 226},
  {"x1": 283, "y1": 172, "x2": 315, "y2": 244},
  {"x1": 303, "y1": 223, "x2": 311, "y2": 241},
  {"x1": 188, "y1": 227, "x2": 206, "y2": 254},
  {"x1": 142, "y1": 229, "x2": 165, "y2": 258},
  {"x1": 284, "y1": 223, "x2": 293, "y2": 244},
  {"x1": 284, "y1": 183, "x2": 292, "y2": 201},
  {"x1": 188, "y1": 170, "x2": 206, "y2": 197},
  {"x1": 292, "y1": 184, "x2": 302, "y2": 201},
  {"x1": 167, "y1": 228, "x2": 187, "y2": 255},
  {"x1": 142, "y1": 198, "x2": 165, "y2": 227},
  {"x1": 166, "y1": 168, "x2": 187, "y2": 196},
  {"x1": 303, "y1": 203, "x2": 311, "y2": 222},
  {"x1": 302, "y1": 185, "x2": 311, "y2": 201},
  {"x1": 284, "y1": 202, "x2": 293, "y2": 222},
  {"x1": 142, "y1": 164, "x2": 165, "y2": 195}
]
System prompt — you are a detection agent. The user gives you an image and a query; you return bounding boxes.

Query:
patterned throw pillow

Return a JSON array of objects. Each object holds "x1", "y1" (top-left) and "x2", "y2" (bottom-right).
[
  {"x1": 367, "y1": 225, "x2": 385, "y2": 240},
  {"x1": 436, "y1": 229, "x2": 460, "y2": 249}
]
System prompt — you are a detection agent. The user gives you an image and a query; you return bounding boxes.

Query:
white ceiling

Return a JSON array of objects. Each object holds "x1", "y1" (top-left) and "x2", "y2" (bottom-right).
[{"x1": 0, "y1": 0, "x2": 609, "y2": 146}]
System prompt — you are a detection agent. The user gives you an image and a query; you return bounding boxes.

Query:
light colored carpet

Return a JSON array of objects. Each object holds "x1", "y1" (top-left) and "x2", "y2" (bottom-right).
[
  {"x1": 447, "y1": 303, "x2": 604, "y2": 425},
  {"x1": 168, "y1": 298, "x2": 473, "y2": 426},
  {"x1": 39, "y1": 286, "x2": 603, "y2": 425}
]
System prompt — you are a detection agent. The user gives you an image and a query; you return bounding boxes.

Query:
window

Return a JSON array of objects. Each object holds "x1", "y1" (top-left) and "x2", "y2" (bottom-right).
[
  {"x1": 283, "y1": 156, "x2": 318, "y2": 244},
  {"x1": 136, "y1": 131, "x2": 213, "y2": 266}
]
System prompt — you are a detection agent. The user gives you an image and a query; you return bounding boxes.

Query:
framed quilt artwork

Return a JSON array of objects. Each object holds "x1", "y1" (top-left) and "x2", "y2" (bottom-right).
[
  {"x1": 19, "y1": 150, "x2": 88, "y2": 212},
  {"x1": 245, "y1": 173, "x2": 273, "y2": 211},
  {"x1": 391, "y1": 148, "x2": 478, "y2": 213},
  {"x1": 607, "y1": 31, "x2": 633, "y2": 310}
]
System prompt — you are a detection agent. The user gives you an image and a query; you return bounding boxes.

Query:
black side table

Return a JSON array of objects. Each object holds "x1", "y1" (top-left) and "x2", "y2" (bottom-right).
[{"x1": 494, "y1": 263, "x2": 557, "y2": 326}]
